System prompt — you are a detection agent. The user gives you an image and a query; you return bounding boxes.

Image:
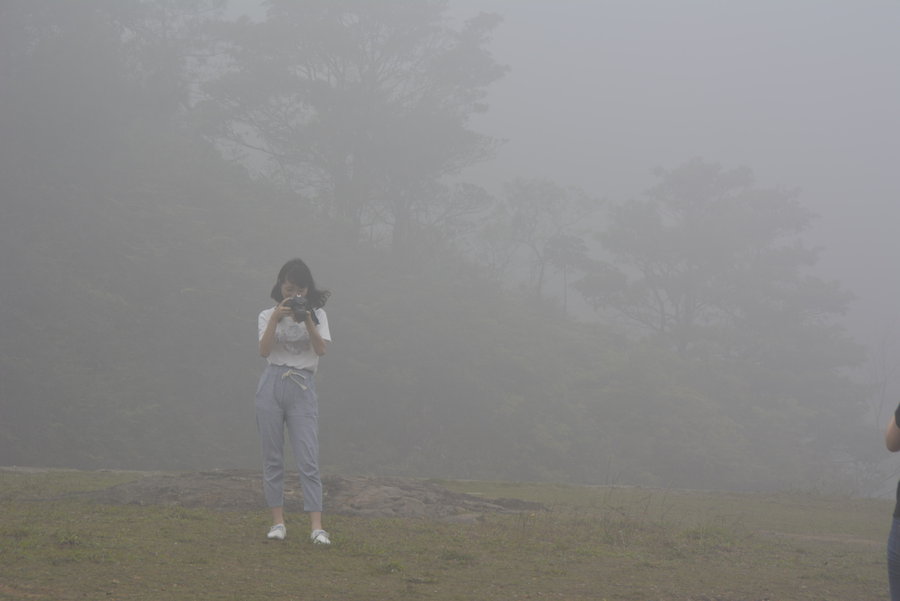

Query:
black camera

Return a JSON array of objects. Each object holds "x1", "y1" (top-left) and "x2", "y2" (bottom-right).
[{"x1": 286, "y1": 295, "x2": 318, "y2": 324}]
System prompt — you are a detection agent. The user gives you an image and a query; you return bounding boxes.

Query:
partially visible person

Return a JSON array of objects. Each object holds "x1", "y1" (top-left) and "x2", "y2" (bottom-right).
[
  {"x1": 255, "y1": 258, "x2": 332, "y2": 544},
  {"x1": 885, "y1": 405, "x2": 900, "y2": 599}
]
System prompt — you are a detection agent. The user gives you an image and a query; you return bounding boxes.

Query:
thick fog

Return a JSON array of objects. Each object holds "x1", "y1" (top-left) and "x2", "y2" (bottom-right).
[
  {"x1": 446, "y1": 0, "x2": 900, "y2": 348},
  {"x1": 3, "y1": 0, "x2": 899, "y2": 495},
  {"x1": 452, "y1": 0, "x2": 900, "y2": 470}
]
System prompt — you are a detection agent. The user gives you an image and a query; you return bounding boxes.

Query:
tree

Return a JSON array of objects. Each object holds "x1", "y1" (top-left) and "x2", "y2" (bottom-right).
[
  {"x1": 201, "y1": 0, "x2": 507, "y2": 251},
  {"x1": 545, "y1": 234, "x2": 589, "y2": 314},
  {"x1": 0, "y1": 0, "x2": 265, "y2": 469},
  {"x1": 575, "y1": 158, "x2": 851, "y2": 355},
  {"x1": 574, "y1": 159, "x2": 868, "y2": 484},
  {"x1": 477, "y1": 178, "x2": 598, "y2": 298}
]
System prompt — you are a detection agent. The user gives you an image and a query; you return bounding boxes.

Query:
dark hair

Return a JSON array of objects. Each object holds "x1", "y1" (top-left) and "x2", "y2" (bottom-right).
[{"x1": 270, "y1": 258, "x2": 331, "y2": 308}]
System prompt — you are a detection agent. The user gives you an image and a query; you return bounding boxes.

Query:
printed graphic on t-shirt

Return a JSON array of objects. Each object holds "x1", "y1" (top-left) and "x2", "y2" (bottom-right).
[{"x1": 276, "y1": 320, "x2": 311, "y2": 355}]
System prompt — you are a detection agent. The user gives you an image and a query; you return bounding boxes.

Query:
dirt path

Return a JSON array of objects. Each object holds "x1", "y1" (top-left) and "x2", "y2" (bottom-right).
[
  {"x1": 48, "y1": 469, "x2": 545, "y2": 520},
  {"x1": 756, "y1": 529, "x2": 883, "y2": 547}
]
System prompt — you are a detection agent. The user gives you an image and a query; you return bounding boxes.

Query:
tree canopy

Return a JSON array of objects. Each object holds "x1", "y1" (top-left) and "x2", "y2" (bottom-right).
[{"x1": 201, "y1": 0, "x2": 507, "y2": 251}]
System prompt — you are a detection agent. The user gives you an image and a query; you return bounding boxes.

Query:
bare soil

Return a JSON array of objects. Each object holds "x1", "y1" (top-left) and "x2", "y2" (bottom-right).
[{"x1": 42, "y1": 469, "x2": 546, "y2": 521}]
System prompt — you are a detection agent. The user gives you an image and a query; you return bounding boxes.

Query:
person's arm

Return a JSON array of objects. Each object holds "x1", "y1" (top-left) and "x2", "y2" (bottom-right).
[
  {"x1": 259, "y1": 302, "x2": 292, "y2": 358},
  {"x1": 886, "y1": 408, "x2": 900, "y2": 452},
  {"x1": 305, "y1": 310, "x2": 328, "y2": 356}
]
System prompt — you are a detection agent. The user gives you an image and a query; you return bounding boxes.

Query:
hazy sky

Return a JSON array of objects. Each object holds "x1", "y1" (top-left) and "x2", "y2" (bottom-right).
[{"x1": 231, "y1": 0, "x2": 900, "y2": 348}]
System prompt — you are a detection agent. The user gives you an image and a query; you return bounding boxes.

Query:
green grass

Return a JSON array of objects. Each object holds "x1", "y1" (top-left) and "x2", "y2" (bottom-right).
[{"x1": 0, "y1": 469, "x2": 892, "y2": 600}]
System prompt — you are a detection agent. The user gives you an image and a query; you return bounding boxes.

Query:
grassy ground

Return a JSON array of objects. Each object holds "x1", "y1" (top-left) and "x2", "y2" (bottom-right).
[{"x1": 0, "y1": 469, "x2": 891, "y2": 600}]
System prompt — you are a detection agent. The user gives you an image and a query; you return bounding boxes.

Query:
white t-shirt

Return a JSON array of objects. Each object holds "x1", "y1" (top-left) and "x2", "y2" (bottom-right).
[{"x1": 258, "y1": 306, "x2": 331, "y2": 371}]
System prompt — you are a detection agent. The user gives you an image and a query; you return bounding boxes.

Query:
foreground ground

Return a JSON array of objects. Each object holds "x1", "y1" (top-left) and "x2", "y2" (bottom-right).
[{"x1": 0, "y1": 468, "x2": 891, "y2": 600}]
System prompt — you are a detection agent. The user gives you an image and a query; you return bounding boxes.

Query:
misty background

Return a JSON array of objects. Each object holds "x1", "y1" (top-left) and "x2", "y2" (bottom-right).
[{"x1": 1, "y1": 0, "x2": 898, "y2": 496}]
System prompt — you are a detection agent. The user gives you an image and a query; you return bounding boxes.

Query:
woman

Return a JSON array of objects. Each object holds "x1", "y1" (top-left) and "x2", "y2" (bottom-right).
[
  {"x1": 256, "y1": 258, "x2": 332, "y2": 544},
  {"x1": 885, "y1": 406, "x2": 900, "y2": 597}
]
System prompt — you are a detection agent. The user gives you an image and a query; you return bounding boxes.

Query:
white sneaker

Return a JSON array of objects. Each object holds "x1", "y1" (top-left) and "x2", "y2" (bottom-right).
[
  {"x1": 310, "y1": 529, "x2": 330, "y2": 545},
  {"x1": 267, "y1": 524, "x2": 286, "y2": 540}
]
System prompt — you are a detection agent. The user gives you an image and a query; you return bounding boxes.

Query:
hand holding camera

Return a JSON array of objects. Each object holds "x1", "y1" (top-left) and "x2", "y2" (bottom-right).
[{"x1": 285, "y1": 295, "x2": 319, "y2": 325}]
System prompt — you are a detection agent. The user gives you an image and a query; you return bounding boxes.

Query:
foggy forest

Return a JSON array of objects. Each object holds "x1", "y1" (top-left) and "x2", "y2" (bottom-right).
[{"x1": 2, "y1": 0, "x2": 899, "y2": 497}]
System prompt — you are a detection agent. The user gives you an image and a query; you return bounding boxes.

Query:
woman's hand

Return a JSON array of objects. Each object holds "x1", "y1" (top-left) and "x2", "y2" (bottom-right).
[
  {"x1": 273, "y1": 298, "x2": 294, "y2": 322},
  {"x1": 888, "y1": 410, "x2": 900, "y2": 452}
]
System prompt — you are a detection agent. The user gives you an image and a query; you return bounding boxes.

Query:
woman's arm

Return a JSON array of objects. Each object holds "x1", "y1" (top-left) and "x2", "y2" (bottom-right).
[
  {"x1": 886, "y1": 410, "x2": 900, "y2": 452},
  {"x1": 259, "y1": 301, "x2": 292, "y2": 358}
]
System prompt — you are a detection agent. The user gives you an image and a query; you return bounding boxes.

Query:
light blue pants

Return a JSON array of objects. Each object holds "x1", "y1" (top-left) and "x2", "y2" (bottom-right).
[
  {"x1": 889, "y1": 516, "x2": 900, "y2": 601},
  {"x1": 255, "y1": 364, "x2": 323, "y2": 512}
]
